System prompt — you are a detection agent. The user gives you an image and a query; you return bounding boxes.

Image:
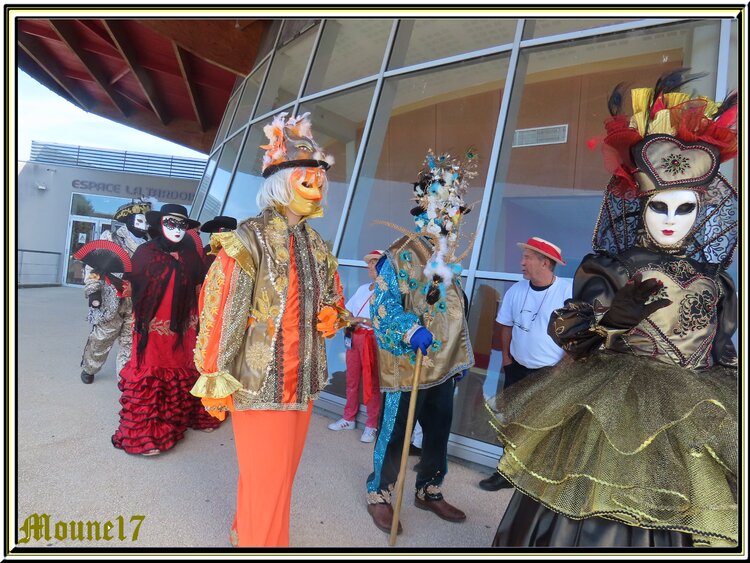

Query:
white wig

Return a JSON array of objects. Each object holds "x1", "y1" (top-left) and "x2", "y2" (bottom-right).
[{"x1": 256, "y1": 167, "x2": 329, "y2": 211}]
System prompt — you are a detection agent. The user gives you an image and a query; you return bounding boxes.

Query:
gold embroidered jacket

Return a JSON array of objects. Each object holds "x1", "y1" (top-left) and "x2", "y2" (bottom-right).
[
  {"x1": 370, "y1": 236, "x2": 474, "y2": 392},
  {"x1": 191, "y1": 208, "x2": 345, "y2": 411}
]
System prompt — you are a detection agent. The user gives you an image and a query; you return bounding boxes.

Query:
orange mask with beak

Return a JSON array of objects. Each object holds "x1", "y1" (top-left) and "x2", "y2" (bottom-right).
[{"x1": 288, "y1": 167, "x2": 326, "y2": 219}]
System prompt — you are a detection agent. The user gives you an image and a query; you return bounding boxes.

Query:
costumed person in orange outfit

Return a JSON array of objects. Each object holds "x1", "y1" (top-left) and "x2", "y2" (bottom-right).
[
  {"x1": 191, "y1": 112, "x2": 348, "y2": 547},
  {"x1": 112, "y1": 203, "x2": 221, "y2": 456},
  {"x1": 327, "y1": 249, "x2": 384, "y2": 443},
  {"x1": 488, "y1": 71, "x2": 738, "y2": 547}
]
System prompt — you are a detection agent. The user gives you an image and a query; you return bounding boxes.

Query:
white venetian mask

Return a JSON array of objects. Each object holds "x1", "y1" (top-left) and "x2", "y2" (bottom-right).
[
  {"x1": 161, "y1": 215, "x2": 187, "y2": 243},
  {"x1": 644, "y1": 189, "x2": 698, "y2": 248},
  {"x1": 133, "y1": 214, "x2": 147, "y2": 231}
]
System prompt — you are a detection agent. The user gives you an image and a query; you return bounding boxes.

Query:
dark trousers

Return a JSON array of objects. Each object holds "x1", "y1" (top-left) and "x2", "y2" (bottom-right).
[
  {"x1": 494, "y1": 360, "x2": 539, "y2": 468},
  {"x1": 367, "y1": 376, "x2": 455, "y2": 495},
  {"x1": 503, "y1": 359, "x2": 538, "y2": 389}
]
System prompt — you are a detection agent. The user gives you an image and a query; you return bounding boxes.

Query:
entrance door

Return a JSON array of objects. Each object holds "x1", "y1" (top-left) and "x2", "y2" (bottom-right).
[{"x1": 63, "y1": 217, "x2": 112, "y2": 285}]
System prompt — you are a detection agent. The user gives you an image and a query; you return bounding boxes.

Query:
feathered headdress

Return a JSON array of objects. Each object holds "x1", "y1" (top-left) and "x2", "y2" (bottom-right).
[
  {"x1": 412, "y1": 148, "x2": 478, "y2": 301},
  {"x1": 592, "y1": 69, "x2": 738, "y2": 269},
  {"x1": 597, "y1": 68, "x2": 737, "y2": 199},
  {"x1": 260, "y1": 112, "x2": 335, "y2": 178}
]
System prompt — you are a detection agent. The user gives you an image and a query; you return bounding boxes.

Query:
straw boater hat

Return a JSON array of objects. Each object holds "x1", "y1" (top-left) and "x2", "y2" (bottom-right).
[
  {"x1": 364, "y1": 250, "x2": 384, "y2": 263},
  {"x1": 517, "y1": 237, "x2": 566, "y2": 266}
]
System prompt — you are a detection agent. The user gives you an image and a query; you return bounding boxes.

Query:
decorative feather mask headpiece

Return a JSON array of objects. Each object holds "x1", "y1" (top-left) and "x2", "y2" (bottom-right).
[
  {"x1": 411, "y1": 149, "x2": 477, "y2": 244},
  {"x1": 597, "y1": 68, "x2": 737, "y2": 199},
  {"x1": 592, "y1": 68, "x2": 738, "y2": 269},
  {"x1": 411, "y1": 148, "x2": 478, "y2": 285},
  {"x1": 260, "y1": 112, "x2": 335, "y2": 178}
]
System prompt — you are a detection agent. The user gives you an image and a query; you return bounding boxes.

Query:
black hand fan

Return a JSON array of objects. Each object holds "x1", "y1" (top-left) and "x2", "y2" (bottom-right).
[{"x1": 73, "y1": 240, "x2": 132, "y2": 291}]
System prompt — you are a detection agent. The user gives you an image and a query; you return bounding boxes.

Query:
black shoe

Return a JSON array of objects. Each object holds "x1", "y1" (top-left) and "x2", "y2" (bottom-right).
[
  {"x1": 80, "y1": 370, "x2": 94, "y2": 384},
  {"x1": 478, "y1": 471, "x2": 513, "y2": 491}
]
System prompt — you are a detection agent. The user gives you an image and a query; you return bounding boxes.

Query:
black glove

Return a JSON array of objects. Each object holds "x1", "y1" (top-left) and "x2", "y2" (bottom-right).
[
  {"x1": 601, "y1": 272, "x2": 671, "y2": 330},
  {"x1": 88, "y1": 290, "x2": 102, "y2": 308}
]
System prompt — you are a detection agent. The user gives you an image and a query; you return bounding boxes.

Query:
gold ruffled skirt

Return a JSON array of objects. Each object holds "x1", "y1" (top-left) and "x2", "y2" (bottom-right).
[{"x1": 486, "y1": 352, "x2": 737, "y2": 547}]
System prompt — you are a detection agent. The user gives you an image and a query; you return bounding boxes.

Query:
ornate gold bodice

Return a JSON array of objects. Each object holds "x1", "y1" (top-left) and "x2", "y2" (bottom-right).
[{"x1": 623, "y1": 259, "x2": 721, "y2": 370}]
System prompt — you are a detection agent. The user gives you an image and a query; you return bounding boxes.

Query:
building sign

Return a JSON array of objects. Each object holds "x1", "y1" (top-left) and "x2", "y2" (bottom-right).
[{"x1": 71, "y1": 179, "x2": 195, "y2": 203}]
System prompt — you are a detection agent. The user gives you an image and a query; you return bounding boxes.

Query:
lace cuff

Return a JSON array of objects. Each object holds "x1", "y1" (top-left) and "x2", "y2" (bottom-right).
[{"x1": 190, "y1": 370, "x2": 243, "y2": 399}]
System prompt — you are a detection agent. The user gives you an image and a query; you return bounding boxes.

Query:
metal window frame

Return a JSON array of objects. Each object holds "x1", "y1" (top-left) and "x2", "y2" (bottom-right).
[
  {"x1": 332, "y1": 19, "x2": 400, "y2": 256},
  {"x1": 201, "y1": 11, "x2": 735, "y2": 300},
  {"x1": 200, "y1": 130, "x2": 246, "y2": 221},
  {"x1": 197, "y1": 15, "x2": 737, "y2": 466}
]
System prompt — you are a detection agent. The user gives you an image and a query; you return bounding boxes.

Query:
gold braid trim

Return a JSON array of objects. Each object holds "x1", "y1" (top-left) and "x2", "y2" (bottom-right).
[
  {"x1": 210, "y1": 232, "x2": 256, "y2": 277},
  {"x1": 704, "y1": 444, "x2": 734, "y2": 475},
  {"x1": 487, "y1": 397, "x2": 730, "y2": 457},
  {"x1": 190, "y1": 370, "x2": 243, "y2": 399},
  {"x1": 195, "y1": 254, "x2": 225, "y2": 374},
  {"x1": 501, "y1": 446, "x2": 690, "y2": 504}
]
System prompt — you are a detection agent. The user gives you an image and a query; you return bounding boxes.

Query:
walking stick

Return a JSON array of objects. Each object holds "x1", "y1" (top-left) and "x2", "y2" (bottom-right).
[{"x1": 389, "y1": 348, "x2": 424, "y2": 546}]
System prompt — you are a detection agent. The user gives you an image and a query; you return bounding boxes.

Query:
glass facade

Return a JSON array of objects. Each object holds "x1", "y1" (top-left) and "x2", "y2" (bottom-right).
[
  {"x1": 227, "y1": 59, "x2": 269, "y2": 138},
  {"x1": 254, "y1": 23, "x2": 319, "y2": 117},
  {"x1": 197, "y1": 132, "x2": 244, "y2": 226},
  {"x1": 388, "y1": 19, "x2": 516, "y2": 69},
  {"x1": 521, "y1": 18, "x2": 640, "y2": 39},
  {"x1": 190, "y1": 17, "x2": 739, "y2": 464},
  {"x1": 339, "y1": 53, "x2": 509, "y2": 263},
  {"x1": 304, "y1": 19, "x2": 392, "y2": 95}
]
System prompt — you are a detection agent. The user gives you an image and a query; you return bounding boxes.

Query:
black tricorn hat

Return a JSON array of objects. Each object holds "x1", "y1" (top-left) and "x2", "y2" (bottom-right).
[
  {"x1": 146, "y1": 203, "x2": 200, "y2": 230},
  {"x1": 200, "y1": 215, "x2": 237, "y2": 233}
]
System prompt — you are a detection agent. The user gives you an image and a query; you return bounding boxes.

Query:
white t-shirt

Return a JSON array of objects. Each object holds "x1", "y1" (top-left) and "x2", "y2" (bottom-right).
[
  {"x1": 346, "y1": 282, "x2": 375, "y2": 329},
  {"x1": 496, "y1": 277, "x2": 573, "y2": 369}
]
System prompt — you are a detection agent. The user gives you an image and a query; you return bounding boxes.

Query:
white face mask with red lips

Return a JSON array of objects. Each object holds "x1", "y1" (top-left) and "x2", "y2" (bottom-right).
[
  {"x1": 161, "y1": 215, "x2": 188, "y2": 243},
  {"x1": 644, "y1": 189, "x2": 698, "y2": 248}
]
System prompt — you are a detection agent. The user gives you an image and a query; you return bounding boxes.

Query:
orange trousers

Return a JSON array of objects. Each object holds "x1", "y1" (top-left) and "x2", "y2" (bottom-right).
[{"x1": 230, "y1": 403, "x2": 313, "y2": 547}]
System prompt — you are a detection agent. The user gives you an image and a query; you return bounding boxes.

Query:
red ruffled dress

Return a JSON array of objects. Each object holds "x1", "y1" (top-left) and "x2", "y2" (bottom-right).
[{"x1": 112, "y1": 239, "x2": 220, "y2": 454}]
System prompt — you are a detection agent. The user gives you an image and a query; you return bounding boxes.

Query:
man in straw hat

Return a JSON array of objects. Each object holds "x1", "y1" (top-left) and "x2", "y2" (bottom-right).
[
  {"x1": 478, "y1": 236, "x2": 572, "y2": 491},
  {"x1": 79, "y1": 198, "x2": 151, "y2": 384},
  {"x1": 191, "y1": 112, "x2": 348, "y2": 547}
]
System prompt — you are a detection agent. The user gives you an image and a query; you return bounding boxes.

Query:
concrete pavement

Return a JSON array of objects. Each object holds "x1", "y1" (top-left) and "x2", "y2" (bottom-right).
[{"x1": 13, "y1": 286, "x2": 512, "y2": 553}]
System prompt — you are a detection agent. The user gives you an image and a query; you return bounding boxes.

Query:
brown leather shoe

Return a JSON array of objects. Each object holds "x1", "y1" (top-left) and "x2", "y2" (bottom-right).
[
  {"x1": 414, "y1": 494, "x2": 466, "y2": 522},
  {"x1": 367, "y1": 502, "x2": 402, "y2": 535}
]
